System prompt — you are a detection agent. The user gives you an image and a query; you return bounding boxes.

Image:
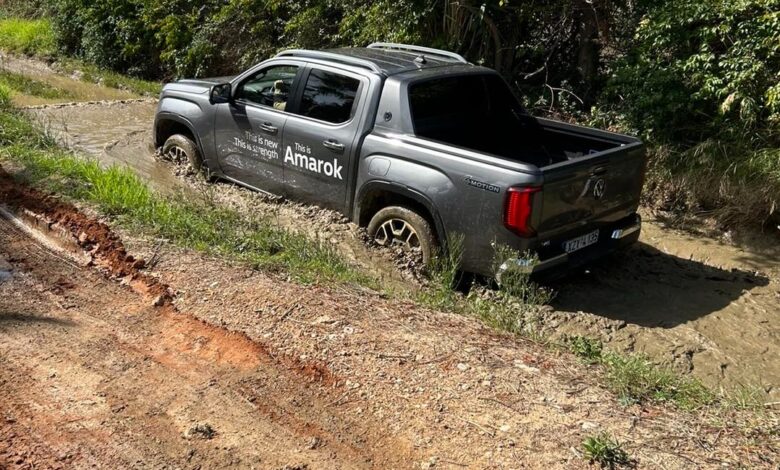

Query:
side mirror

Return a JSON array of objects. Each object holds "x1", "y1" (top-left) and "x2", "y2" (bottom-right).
[{"x1": 209, "y1": 83, "x2": 232, "y2": 104}]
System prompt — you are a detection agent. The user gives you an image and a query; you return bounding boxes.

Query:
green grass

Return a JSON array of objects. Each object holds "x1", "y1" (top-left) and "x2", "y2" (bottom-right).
[
  {"x1": 416, "y1": 236, "x2": 554, "y2": 339},
  {"x1": 602, "y1": 353, "x2": 714, "y2": 409},
  {"x1": 0, "y1": 70, "x2": 74, "y2": 99},
  {"x1": 0, "y1": 83, "x2": 10, "y2": 107},
  {"x1": 582, "y1": 432, "x2": 632, "y2": 469},
  {"x1": 566, "y1": 335, "x2": 604, "y2": 365},
  {"x1": 0, "y1": 18, "x2": 55, "y2": 56},
  {"x1": 0, "y1": 18, "x2": 160, "y2": 97},
  {"x1": 0, "y1": 106, "x2": 372, "y2": 287},
  {"x1": 566, "y1": 336, "x2": 714, "y2": 409},
  {"x1": 54, "y1": 58, "x2": 161, "y2": 96}
]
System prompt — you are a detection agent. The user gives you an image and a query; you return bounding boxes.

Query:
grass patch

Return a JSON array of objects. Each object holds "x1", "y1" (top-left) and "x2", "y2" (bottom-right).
[
  {"x1": 602, "y1": 353, "x2": 714, "y2": 409},
  {"x1": 0, "y1": 18, "x2": 55, "y2": 56},
  {"x1": 417, "y1": 236, "x2": 554, "y2": 339},
  {"x1": 54, "y1": 58, "x2": 161, "y2": 96},
  {"x1": 0, "y1": 69, "x2": 73, "y2": 99},
  {"x1": 582, "y1": 432, "x2": 632, "y2": 469},
  {"x1": 722, "y1": 385, "x2": 766, "y2": 411},
  {"x1": 566, "y1": 335, "x2": 603, "y2": 365},
  {"x1": 566, "y1": 336, "x2": 714, "y2": 409},
  {"x1": 0, "y1": 106, "x2": 372, "y2": 287},
  {"x1": 0, "y1": 83, "x2": 10, "y2": 107}
]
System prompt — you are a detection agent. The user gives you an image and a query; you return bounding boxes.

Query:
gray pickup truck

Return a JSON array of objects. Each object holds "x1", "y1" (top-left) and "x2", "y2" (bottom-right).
[{"x1": 154, "y1": 43, "x2": 646, "y2": 277}]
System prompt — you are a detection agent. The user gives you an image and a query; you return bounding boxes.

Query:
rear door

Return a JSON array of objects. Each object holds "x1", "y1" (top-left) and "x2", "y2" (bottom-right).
[
  {"x1": 214, "y1": 62, "x2": 302, "y2": 194},
  {"x1": 281, "y1": 65, "x2": 367, "y2": 210}
]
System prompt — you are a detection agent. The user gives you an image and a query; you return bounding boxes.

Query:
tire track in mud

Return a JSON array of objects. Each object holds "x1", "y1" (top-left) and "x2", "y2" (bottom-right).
[{"x1": 0, "y1": 169, "x2": 417, "y2": 469}]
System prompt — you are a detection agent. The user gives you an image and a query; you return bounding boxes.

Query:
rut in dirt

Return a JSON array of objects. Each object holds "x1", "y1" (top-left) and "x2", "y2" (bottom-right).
[{"x1": 0, "y1": 168, "x2": 419, "y2": 469}]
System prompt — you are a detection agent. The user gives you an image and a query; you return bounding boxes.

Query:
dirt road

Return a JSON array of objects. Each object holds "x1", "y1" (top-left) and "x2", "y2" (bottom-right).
[
  {"x1": 1, "y1": 53, "x2": 779, "y2": 468},
  {"x1": 13, "y1": 50, "x2": 780, "y2": 398},
  {"x1": 1, "y1": 167, "x2": 777, "y2": 469}
]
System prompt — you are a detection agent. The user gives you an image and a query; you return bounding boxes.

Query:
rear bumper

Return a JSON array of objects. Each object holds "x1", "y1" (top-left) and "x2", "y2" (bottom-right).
[{"x1": 497, "y1": 213, "x2": 641, "y2": 277}]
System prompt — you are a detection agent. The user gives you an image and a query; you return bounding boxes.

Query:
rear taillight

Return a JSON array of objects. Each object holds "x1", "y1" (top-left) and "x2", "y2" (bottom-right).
[{"x1": 504, "y1": 186, "x2": 540, "y2": 237}]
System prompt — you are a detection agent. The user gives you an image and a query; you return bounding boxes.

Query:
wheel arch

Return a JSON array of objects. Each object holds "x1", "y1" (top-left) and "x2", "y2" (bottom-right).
[
  {"x1": 154, "y1": 113, "x2": 202, "y2": 153},
  {"x1": 356, "y1": 181, "x2": 446, "y2": 247}
]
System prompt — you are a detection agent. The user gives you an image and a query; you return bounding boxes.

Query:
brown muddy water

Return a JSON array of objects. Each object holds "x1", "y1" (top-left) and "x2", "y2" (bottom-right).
[{"x1": 6, "y1": 54, "x2": 780, "y2": 400}]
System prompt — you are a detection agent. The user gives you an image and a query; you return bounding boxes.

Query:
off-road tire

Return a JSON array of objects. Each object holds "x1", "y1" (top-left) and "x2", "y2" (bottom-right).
[
  {"x1": 162, "y1": 134, "x2": 211, "y2": 180},
  {"x1": 367, "y1": 206, "x2": 438, "y2": 265}
]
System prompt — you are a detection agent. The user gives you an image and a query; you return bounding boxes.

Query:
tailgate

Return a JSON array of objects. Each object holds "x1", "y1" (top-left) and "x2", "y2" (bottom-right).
[{"x1": 535, "y1": 143, "x2": 646, "y2": 239}]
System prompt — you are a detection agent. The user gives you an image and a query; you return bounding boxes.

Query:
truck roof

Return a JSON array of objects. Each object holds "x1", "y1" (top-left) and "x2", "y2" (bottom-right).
[{"x1": 276, "y1": 43, "x2": 477, "y2": 76}]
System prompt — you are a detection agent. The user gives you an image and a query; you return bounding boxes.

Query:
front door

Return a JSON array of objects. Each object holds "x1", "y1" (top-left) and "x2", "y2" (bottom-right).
[
  {"x1": 282, "y1": 65, "x2": 366, "y2": 210},
  {"x1": 214, "y1": 63, "x2": 301, "y2": 194}
]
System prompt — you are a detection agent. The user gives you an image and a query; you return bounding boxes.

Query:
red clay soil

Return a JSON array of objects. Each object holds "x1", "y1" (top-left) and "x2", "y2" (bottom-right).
[{"x1": 0, "y1": 166, "x2": 170, "y2": 303}]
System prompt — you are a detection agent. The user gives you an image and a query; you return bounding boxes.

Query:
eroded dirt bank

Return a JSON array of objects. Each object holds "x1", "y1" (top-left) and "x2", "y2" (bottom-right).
[
  {"x1": 1, "y1": 166, "x2": 777, "y2": 469},
  {"x1": 22, "y1": 83, "x2": 780, "y2": 398}
]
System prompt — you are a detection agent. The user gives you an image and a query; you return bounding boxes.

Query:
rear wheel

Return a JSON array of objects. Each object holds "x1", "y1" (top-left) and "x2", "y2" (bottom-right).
[
  {"x1": 367, "y1": 206, "x2": 437, "y2": 265},
  {"x1": 162, "y1": 134, "x2": 211, "y2": 180}
]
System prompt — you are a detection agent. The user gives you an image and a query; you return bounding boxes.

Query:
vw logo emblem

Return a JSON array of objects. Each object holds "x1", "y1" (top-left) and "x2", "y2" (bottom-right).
[{"x1": 593, "y1": 179, "x2": 606, "y2": 199}]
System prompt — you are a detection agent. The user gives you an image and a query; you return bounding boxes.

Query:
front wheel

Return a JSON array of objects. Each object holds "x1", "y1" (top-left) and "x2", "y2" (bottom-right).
[
  {"x1": 367, "y1": 206, "x2": 437, "y2": 265},
  {"x1": 162, "y1": 134, "x2": 211, "y2": 180}
]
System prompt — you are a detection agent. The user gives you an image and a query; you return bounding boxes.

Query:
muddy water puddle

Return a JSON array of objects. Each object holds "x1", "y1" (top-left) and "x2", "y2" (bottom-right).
[{"x1": 27, "y1": 101, "x2": 182, "y2": 192}]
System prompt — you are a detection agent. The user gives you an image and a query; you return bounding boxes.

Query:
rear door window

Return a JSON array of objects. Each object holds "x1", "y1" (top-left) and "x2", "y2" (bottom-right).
[{"x1": 295, "y1": 68, "x2": 360, "y2": 124}]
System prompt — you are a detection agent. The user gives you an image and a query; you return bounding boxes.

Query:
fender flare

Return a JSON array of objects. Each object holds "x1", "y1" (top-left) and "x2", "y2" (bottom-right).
[
  {"x1": 154, "y1": 112, "x2": 207, "y2": 159},
  {"x1": 355, "y1": 180, "x2": 447, "y2": 246}
]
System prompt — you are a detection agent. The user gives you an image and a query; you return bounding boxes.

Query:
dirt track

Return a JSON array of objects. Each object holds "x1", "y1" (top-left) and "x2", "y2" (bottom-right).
[
  {"x1": 1, "y1": 167, "x2": 777, "y2": 469},
  {"x1": 20, "y1": 74, "x2": 780, "y2": 398},
  {"x1": 1, "y1": 53, "x2": 780, "y2": 468}
]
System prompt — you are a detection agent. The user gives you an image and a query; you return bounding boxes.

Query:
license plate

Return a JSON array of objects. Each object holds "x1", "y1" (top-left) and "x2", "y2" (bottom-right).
[{"x1": 563, "y1": 230, "x2": 599, "y2": 253}]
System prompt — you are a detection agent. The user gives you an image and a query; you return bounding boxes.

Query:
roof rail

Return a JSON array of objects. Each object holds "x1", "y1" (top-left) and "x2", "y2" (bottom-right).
[
  {"x1": 276, "y1": 49, "x2": 384, "y2": 74},
  {"x1": 367, "y1": 43, "x2": 468, "y2": 64}
]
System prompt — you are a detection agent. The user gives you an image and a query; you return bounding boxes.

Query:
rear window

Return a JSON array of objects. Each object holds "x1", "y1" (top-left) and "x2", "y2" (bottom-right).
[
  {"x1": 296, "y1": 69, "x2": 360, "y2": 124},
  {"x1": 409, "y1": 74, "x2": 522, "y2": 128}
]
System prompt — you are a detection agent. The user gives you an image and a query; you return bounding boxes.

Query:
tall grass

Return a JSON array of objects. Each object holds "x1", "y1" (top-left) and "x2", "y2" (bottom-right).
[
  {"x1": 0, "y1": 18, "x2": 55, "y2": 56},
  {"x1": 643, "y1": 142, "x2": 780, "y2": 227}
]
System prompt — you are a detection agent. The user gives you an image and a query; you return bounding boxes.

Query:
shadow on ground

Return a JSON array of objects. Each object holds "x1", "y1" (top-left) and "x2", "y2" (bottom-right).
[
  {"x1": 0, "y1": 311, "x2": 76, "y2": 327},
  {"x1": 550, "y1": 242, "x2": 769, "y2": 328}
]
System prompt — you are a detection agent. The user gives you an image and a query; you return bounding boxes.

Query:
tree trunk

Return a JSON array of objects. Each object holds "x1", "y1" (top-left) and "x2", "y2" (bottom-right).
[{"x1": 576, "y1": 0, "x2": 601, "y2": 107}]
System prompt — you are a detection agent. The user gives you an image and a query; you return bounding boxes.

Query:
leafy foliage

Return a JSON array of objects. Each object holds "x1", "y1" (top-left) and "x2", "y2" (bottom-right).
[
  {"x1": 605, "y1": 0, "x2": 779, "y2": 144},
  {"x1": 5, "y1": 0, "x2": 780, "y2": 224}
]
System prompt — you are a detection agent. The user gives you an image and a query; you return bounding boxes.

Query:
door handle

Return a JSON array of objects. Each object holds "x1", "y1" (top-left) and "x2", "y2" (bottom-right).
[
  {"x1": 259, "y1": 122, "x2": 278, "y2": 134},
  {"x1": 323, "y1": 139, "x2": 345, "y2": 153}
]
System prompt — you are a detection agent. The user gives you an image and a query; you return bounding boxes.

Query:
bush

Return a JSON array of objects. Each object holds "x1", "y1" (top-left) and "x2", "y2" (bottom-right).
[{"x1": 606, "y1": 0, "x2": 779, "y2": 144}]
